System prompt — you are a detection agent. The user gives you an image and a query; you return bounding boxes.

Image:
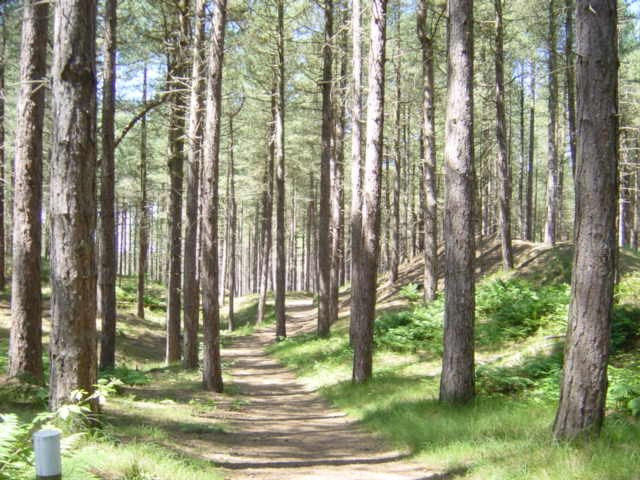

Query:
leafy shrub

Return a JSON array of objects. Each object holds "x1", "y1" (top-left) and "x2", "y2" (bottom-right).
[
  {"x1": 608, "y1": 365, "x2": 640, "y2": 416},
  {"x1": 611, "y1": 305, "x2": 640, "y2": 353},
  {"x1": 398, "y1": 283, "x2": 422, "y2": 302},
  {"x1": 374, "y1": 297, "x2": 444, "y2": 353},
  {"x1": 476, "y1": 349, "x2": 563, "y2": 398},
  {"x1": 99, "y1": 366, "x2": 150, "y2": 390},
  {"x1": 0, "y1": 379, "x2": 48, "y2": 408},
  {"x1": 476, "y1": 279, "x2": 569, "y2": 343}
]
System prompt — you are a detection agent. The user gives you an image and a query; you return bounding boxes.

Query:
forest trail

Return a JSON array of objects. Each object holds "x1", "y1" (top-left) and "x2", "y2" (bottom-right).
[{"x1": 204, "y1": 297, "x2": 439, "y2": 480}]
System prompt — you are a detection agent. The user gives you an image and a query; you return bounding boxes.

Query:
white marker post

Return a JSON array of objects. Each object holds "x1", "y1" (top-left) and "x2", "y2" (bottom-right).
[{"x1": 33, "y1": 429, "x2": 62, "y2": 480}]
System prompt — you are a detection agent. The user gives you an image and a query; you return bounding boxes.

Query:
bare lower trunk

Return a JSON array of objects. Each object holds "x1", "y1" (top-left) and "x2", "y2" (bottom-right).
[
  {"x1": 318, "y1": 0, "x2": 334, "y2": 337},
  {"x1": 439, "y1": 0, "x2": 475, "y2": 404},
  {"x1": 274, "y1": 0, "x2": 287, "y2": 339},
  {"x1": 417, "y1": 0, "x2": 438, "y2": 301},
  {"x1": 99, "y1": 0, "x2": 118, "y2": 370},
  {"x1": 183, "y1": 0, "x2": 206, "y2": 368},
  {"x1": 494, "y1": 0, "x2": 513, "y2": 269},
  {"x1": 349, "y1": 0, "x2": 363, "y2": 344},
  {"x1": 201, "y1": 0, "x2": 227, "y2": 392},
  {"x1": 137, "y1": 66, "x2": 149, "y2": 319},
  {"x1": 553, "y1": 0, "x2": 617, "y2": 439},
  {"x1": 49, "y1": 0, "x2": 98, "y2": 410},
  {"x1": 352, "y1": 0, "x2": 387, "y2": 384},
  {"x1": 9, "y1": 0, "x2": 49, "y2": 381},
  {"x1": 544, "y1": 0, "x2": 559, "y2": 246}
]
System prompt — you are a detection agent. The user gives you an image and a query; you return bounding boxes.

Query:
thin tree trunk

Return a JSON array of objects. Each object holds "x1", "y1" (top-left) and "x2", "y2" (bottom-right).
[
  {"x1": 349, "y1": 0, "x2": 363, "y2": 335},
  {"x1": 9, "y1": 0, "x2": 49, "y2": 381},
  {"x1": 49, "y1": 0, "x2": 98, "y2": 410},
  {"x1": 352, "y1": 0, "x2": 387, "y2": 384},
  {"x1": 525, "y1": 63, "x2": 536, "y2": 241},
  {"x1": 318, "y1": 0, "x2": 334, "y2": 336},
  {"x1": 440, "y1": 0, "x2": 475, "y2": 404},
  {"x1": 228, "y1": 112, "x2": 237, "y2": 330},
  {"x1": 390, "y1": 23, "x2": 401, "y2": 284},
  {"x1": 165, "y1": 2, "x2": 189, "y2": 364},
  {"x1": 495, "y1": 0, "x2": 513, "y2": 269},
  {"x1": 137, "y1": 66, "x2": 149, "y2": 319},
  {"x1": 201, "y1": 0, "x2": 227, "y2": 392},
  {"x1": 256, "y1": 79, "x2": 275, "y2": 324},
  {"x1": 183, "y1": 0, "x2": 206, "y2": 367},
  {"x1": 0, "y1": 12, "x2": 5, "y2": 292},
  {"x1": 99, "y1": 0, "x2": 118, "y2": 370},
  {"x1": 553, "y1": 0, "x2": 617, "y2": 439},
  {"x1": 275, "y1": 0, "x2": 286, "y2": 339},
  {"x1": 565, "y1": 0, "x2": 576, "y2": 179},
  {"x1": 417, "y1": 0, "x2": 438, "y2": 301},
  {"x1": 544, "y1": 0, "x2": 559, "y2": 246}
]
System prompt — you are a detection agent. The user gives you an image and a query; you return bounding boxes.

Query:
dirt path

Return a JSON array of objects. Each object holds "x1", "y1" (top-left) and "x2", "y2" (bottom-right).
[{"x1": 204, "y1": 298, "x2": 439, "y2": 480}]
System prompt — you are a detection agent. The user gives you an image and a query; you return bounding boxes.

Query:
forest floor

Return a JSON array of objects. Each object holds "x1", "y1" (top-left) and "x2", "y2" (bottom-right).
[
  {"x1": 199, "y1": 297, "x2": 445, "y2": 480},
  {"x1": 2, "y1": 238, "x2": 640, "y2": 479}
]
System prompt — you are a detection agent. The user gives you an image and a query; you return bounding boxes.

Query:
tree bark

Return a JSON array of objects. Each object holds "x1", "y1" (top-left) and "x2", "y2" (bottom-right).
[
  {"x1": 391, "y1": 21, "x2": 401, "y2": 284},
  {"x1": 544, "y1": 0, "x2": 559, "y2": 246},
  {"x1": 564, "y1": 0, "x2": 576, "y2": 179},
  {"x1": 274, "y1": 0, "x2": 287, "y2": 339},
  {"x1": 137, "y1": 65, "x2": 149, "y2": 319},
  {"x1": 525, "y1": 63, "x2": 536, "y2": 241},
  {"x1": 99, "y1": 0, "x2": 118, "y2": 370},
  {"x1": 417, "y1": 0, "x2": 439, "y2": 301},
  {"x1": 494, "y1": 0, "x2": 513, "y2": 269},
  {"x1": 49, "y1": 0, "x2": 98, "y2": 410},
  {"x1": 318, "y1": 0, "x2": 334, "y2": 337},
  {"x1": 0, "y1": 12, "x2": 5, "y2": 292},
  {"x1": 201, "y1": 0, "x2": 227, "y2": 392},
  {"x1": 256, "y1": 79, "x2": 275, "y2": 325},
  {"x1": 440, "y1": 0, "x2": 475, "y2": 404},
  {"x1": 8, "y1": 0, "x2": 49, "y2": 381},
  {"x1": 349, "y1": 0, "x2": 363, "y2": 343},
  {"x1": 228, "y1": 113, "x2": 237, "y2": 330},
  {"x1": 165, "y1": 1, "x2": 189, "y2": 364},
  {"x1": 183, "y1": 0, "x2": 206, "y2": 368},
  {"x1": 553, "y1": 0, "x2": 617, "y2": 439},
  {"x1": 352, "y1": 0, "x2": 387, "y2": 384}
]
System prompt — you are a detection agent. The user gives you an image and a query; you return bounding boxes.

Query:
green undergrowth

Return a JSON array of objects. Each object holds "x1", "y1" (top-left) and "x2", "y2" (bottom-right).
[
  {"x1": 270, "y1": 262, "x2": 640, "y2": 479},
  {"x1": 0, "y1": 278, "x2": 229, "y2": 480}
]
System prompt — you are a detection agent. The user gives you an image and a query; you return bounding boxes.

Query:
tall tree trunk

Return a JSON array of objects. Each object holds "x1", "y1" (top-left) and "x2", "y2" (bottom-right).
[
  {"x1": 565, "y1": 0, "x2": 576, "y2": 179},
  {"x1": 201, "y1": 0, "x2": 227, "y2": 392},
  {"x1": 8, "y1": 0, "x2": 49, "y2": 381},
  {"x1": 494, "y1": 0, "x2": 513, "y2": 269},
  {"x1": 553, "y1": 0, "x2": 617, "y2": 439},
  {"x1": 352, "y1": 0, "x2": 387, "y2": 384},
  {"x1": 165, "y1": 2, "x2": 189, "y2": 364},
  {"x1": 525, "y1": 63, "x2": 536, "y2": 241},
  {"x1": 137, "y1": 66, "x2": 149, "y2": 319},
  {"x1": 349, "y1": 0, "x2": 363, "y2": 324},
  {"x1": 318, "y1": 0, "x2": 334, "y2": 337},
  {"x1": 256, "y1": 79, "x2": 275, "y2": 324},
  {"x1": 518, "y1": 78, "x2": 525, "y2": 238},
  {"x1": 99, "y1": 0, "x2": 118, "y2": 370},
  {"x1": 274, "y1": 0, "x2": 287, "y2": 339},
  {"x1": 183, "y1": 0, "x2": 206, "y2": 368},
  {"x1": 390, "y1": 20, "x2": 401, "y2": 284},
  {"x1": 544, "y1": 0, "x2": 559, "y2": 246},
  {"x1": 332, "y1": 10, "x2": 347, "y2": 298},
  {"x1": 417, "y1": 0, "x2": 438, "y2": 302},
  {"x1": 440, "y1": 0, "x2": 475, "y2": 404},
  {"x1": 0, "y1": 12, "x2": 5, "y2": 292},
  {"x1": 49, "y1": 0, "x2": 98, "y2": 410},
  {"x1": 228, "y1": 112, "x2": 238, "y2": 330}
]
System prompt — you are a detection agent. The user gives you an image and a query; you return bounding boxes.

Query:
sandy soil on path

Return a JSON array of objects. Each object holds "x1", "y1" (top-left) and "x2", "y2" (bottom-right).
[{"x1": 205, "y1": 298, "x2": 442, "y2": 480}]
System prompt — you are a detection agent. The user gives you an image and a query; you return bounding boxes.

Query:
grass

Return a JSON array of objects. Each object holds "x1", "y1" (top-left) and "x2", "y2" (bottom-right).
[
  {"x1": 269, "y1": 263, "x2": 640, "y2": 479},
  {"x1": 0, "y1": 276, "x2": 231, "y2": 480}
]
